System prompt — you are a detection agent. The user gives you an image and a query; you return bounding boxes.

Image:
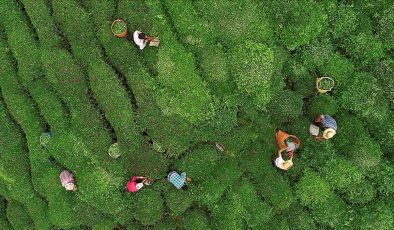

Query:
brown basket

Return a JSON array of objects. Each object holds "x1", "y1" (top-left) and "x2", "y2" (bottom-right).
[{"x1": 111, "y1": 19, "x2": 128, "y2": 38}]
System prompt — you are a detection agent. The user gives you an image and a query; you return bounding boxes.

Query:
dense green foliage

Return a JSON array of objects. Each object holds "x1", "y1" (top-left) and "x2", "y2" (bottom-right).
[{"x1": 0, "y1": 0, "x2": 392, "y2": 229}]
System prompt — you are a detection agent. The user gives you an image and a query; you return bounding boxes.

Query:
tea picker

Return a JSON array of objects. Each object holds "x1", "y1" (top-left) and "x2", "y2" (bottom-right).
[
  {"x1": 60, "y1": 170, "x2": 78, "y2": 191},
  {"x1": 126, "y1": 176, "x2": 155, "y2": 193},
  {"x1": 133, "y1": 31, "x2": 160, "y2": 50},
  {"x1": 310, "y1": 114, "x2": 337, "y2": 140},
  {"x1": 274, "y1": 130, "x2": 301, "y2": 171},
  {"x1": 167, "y1": 171, "x2": 191, "y2": 191},
  {"x1": 316, "y1": 77, "x2": 335, "y2": 94}
]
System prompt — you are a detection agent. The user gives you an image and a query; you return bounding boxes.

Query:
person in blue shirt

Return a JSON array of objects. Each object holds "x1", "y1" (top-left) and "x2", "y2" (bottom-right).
[
  {"x1": 314, "y1": 114, "x2": 338, "y2": 140},
  {"x1": 167, "y1": 171, "x2": 191, "y2": 191}
]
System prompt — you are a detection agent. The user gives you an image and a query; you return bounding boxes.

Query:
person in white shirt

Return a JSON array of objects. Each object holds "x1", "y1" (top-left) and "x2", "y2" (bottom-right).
[
  {"x1": 133, "y1": 31, "x2": 159, "y2": 50},
  {"x1": 274, "y1": 151, "x2": 293, "y2": 170}
]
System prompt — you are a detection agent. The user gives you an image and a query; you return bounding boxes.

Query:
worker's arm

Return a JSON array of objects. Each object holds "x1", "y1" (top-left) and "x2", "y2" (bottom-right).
[
  {"x1": 314, "y1": 136, "x2": 325, "y2": 141},
  {"x1": 277, "y1": 150, "x2": 282, "y2": 158},
  {"x1": 314, "y1": 115, "x2": 324, "y2": 123}
]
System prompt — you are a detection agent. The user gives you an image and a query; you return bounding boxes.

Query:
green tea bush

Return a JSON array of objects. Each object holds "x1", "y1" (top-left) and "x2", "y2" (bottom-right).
[
  {"x1": 333, "y1": 115, "x2": 383, "y2": 171},
  {"x1": 133, "y1": 189, "x2": 164, "y2": 226},
  {"x1": 155, "y1": 43, "x2": 215, "y2": 124},
  {"x1": 357, "y1": 202, "x2": 394, "y2": 230},
  {"x1": 274, "y1": 0, "x2": 328, "y2": 50},
  {"x1": 307, "y1": 94, "x2": 338, "y2": 119},
  {"x1": 377, "y1": 4, "x2": 394, "y2": 50},
  {"x1": 0, "y1": 0, "x2": 69, "y2": 130},
  {"x1": 267, "y1": 90, "x2": 304, "y2": 124},
  {"x1": 175, "y1": 145, "x2": 220, "y2": 179},
  {"x1": 254, "y1": 170, "x2": 294, "y2": 212},
  {"x1": 320, "y1": 53, "x2": 355, "y2": 92},
  {"x1": 6, "y1": 200, "x2": 35, "y2": 230},
  {"x1": 194, "y1": 0, "x2": 273, "y2": 46},
  {"x1": 339, "y1": 72, "x2": 389, "y2": 123},
  {"x1": 370, "y1": 161, "x2": 394, "y2": 196},
  {"x1": 0, "y1": 198, "x2": 12, "y2": 229},
  {"x1": 52, "y1": 0, "x2": 141, "y2": 150},
  {"x1": 162, "y1": 183, "x2": 192, "y2": 216},
  {"x1": 285, "y1": 60, "x2": 315, "y2": 97},
  {"x1": 162, "y1": 0, "x2": 213, "y2": 49},
  {"x1": 195, "y1": 159, "x2": 241, "y2": 207},
  {"x1": 181, "y1": 210, "x2": 211, "y2": 230},
  {"x1": 344, "y1": 33, "x2": 385, "y2": 67},
  {"x1": 230, "y1": 41, "x2": 281, "y2": 109},
  {"x1": 283, "y1": 204, "x2": 316, "y2": 230},
  {"x1": 321, "y1": 157, "x2": 363, "y2": 192},
  {"x1": 300, "y1": 39, "x2": 334, "y2": 69},
  {"x1": 210, "y1": 193, "x2": 245, "y2": 230},
  {"x1": 343, "y1": 181, "x2": 376, "y2": 204},
  {"x1": 310, "y1": 195, "x2": 349, "y2": 228},
  {"x1": 295, "y1": 170, "x2": 331, "y2": 207},
  {"x1": 374, "y1": 59, "x2": 394, "y2": 110},
  {"x1": 328, "y1": 4, "x2": 358, "y2": 39},
  {"x1": 237, "y1": 181, "x2": 272, "y2": 229}
]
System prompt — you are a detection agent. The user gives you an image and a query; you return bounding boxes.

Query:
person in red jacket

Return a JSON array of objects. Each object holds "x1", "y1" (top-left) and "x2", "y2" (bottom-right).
[{"x1": 126, "y1": 176, "x2": 152, "y2": 193}]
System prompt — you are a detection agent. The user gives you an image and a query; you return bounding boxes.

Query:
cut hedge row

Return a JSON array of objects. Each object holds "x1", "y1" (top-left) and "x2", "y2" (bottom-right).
[
  {"x1": 0, "y1": 198, "x2": 12, "y2": 230},
  {"x1": 21, "y1": 0, "x2": 114, "y2": 161},
  {"x1": 0, "y1": 101, "x2": 52, "y2": 230},
  {"x1": 51, "y1": 0, "x2": 141, "y2": 153},
  {"x1": 6, "y1": 200, "x2": 35, "y2": 230},
  {"x1": 0, "y1": 0, "x2": 69, "y2": 130}
]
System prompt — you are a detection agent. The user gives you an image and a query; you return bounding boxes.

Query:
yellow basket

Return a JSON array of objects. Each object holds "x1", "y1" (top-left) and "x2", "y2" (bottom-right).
[{"x1": 316, "y1": 77, "x2": 334, "y2": 94}]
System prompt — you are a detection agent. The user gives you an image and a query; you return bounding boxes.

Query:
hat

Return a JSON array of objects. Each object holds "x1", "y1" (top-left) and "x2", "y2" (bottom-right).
[
  {"x1": 323, "y1": 128, "x2": 336, "y2": 139},
  {"x1": 136, "y1": 183, "x2": 144, "y2": 190}
]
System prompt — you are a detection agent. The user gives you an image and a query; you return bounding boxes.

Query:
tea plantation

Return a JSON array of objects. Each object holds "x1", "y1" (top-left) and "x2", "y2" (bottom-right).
[{"x1": 0, "y1": 0, "x2": 393, "y2": 229}]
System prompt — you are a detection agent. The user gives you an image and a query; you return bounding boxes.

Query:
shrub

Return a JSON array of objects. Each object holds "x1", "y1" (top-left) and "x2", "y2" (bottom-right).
[
  {"x1": 133, "y1": 189, "x2": 164, "y2": 226},
  {"x1": 210, "y1": 193, "x2": 245, "y2": 230},
  {"x1": 155, "y1": 43, "x2": 215, "y2": 124},
  {"x1": 307, "y1": 94, "x2": 338, "y2": 119},
  {"x1": 373, "y1": 59, "x2": 394, "y2": 110},
  {"x1": 344, "y1": 33, "x2": 384, "y2": 66},
  {"x1": 162, "y1": 0, "x2": 214, "y2": 49},
  {"x1": 181, "y1": 210, "x2": 211, "y2": 230},
  {"x1": 286, "y1": 63, "x2": 316, "y2": 97},
  {"x1": 283, "y1": 204, "x2": 316, "y2": 230},
  {"x1": 339, "y1": 72, "x2": 389, "y2": 123},
  {"x1": 175, "y1": 145, "x2": 220, "y2": 179},
  {"x1": 370, "y1": 161, "x2": 394, "y2": 196},
  {"x1": 321, "y1": 157, "x2": 363, "y2": 192},
  {"x1": 193, "y1": 0, "x2": 273, "y2": 46},
  {"x1": 357, "y1": 202, "x2": 394, "y2": 230},
  {"x1": 328, "y1": 4, "x2": 358, "y2": 39},
  {"x1": 254, "y1": 170, "x2": 294, "y2": 212},
  {"x1": 237, "y1": 181, "x2": 272, "y2": 229},
  {"x1": 300, "y1": 39, "x2": 334, "y2": 69},
  {"x1": 267, "y1": 90, "x2": 304, "y2": 124},
  {"x1": 195, "y1": 159, "x2": 241, "y2": 207},
  {"x1": 343, "y1": 181, "x2": 376, "y2": 204},
  {"x1": 6, "y1": 200, "x2": 35, "y2": 230},
  {"x1": 163, "y1": 185, "x2": 193, "y2": 216},
  {"x1": 0, "y1": 198, "x2": 12, "y2": 229},
  {"x1": 310, "y1": 195, "x2": 349, "y2": 228},
  {"x1": 295, "y1": 170, "x2": 331, "y2": 207},
  {"x1": 230, "y1": 41, "x2": 282, "y2": 109},
  {"x1": 320, "y1": 53, "x2": 355, "y2": 92},
  {"x1": 275, "y1": 0, "x2": 328, "y2": 50},
  {"x1": 377, "y1": 4, "x2": 394, "y2": 50}
]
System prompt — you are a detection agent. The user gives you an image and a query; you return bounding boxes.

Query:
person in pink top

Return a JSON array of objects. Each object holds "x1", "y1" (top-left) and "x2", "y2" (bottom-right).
[
  {"x1": 60, "y1": 170, "x2": 78, "y2": 191},
  {"x1": 127, "y1": 176, "x2": 152, "y2": 193}
]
